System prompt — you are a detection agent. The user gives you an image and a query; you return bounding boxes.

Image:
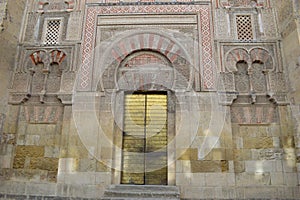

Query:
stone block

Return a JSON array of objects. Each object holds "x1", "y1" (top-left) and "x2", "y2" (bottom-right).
[
  {"x1": 26, "y1": 124, "x2": 57, "y2": 135},
  {"x1": 215, "y1": 187, "x2": 236, "y2": 199},
  {"x1": 78, "y1": 158, "x2": 97, "y2": 172},
  {"x1": 63, "y1": 172, "x2": 96, "y2": 185},
  {"x1": 280, "y1": 186, "x2": 300, "y2": 199},
  {"x1": 244, "y1": 137, "x2": 273, "y2": 149},
  {"x1": 233, "y1": 149, "x2": 251, "y2": 161},
  {"x1": 68, "y1": 184, "x2": 105, "y2": 199},
  {"x1": 270, "y1": 172, "x2": 284, "y2": 185},
  {"x1": 178, "y1": 148, "x2": 198, "y2": 160},
  {"x1": 100, "y1": 147, "x2": 113, "y2": 160},
  {"x1": 176, "y1": 160, "x2": 191, "y2": 173},
  {"x1": 10, "y1": 169, "x2": 44, "y2": 182},
  {"x1": 47, "y1": 171, "x2": 57, "y2": 182},
  {"x1": 58, "y1": 158, "x2": 78, "y2": 173},
  {"x1": 221, "y1": 160, "x2": 229, "y2": 172},
  {"x1": 268, "y1": 124, "x2": 281, "y2": 137},
  {"x1": 205, "y1": 173, "x2": 235, "y2": 187},
  {"x1": 56, "y1": 183, "x2": 69, "y2": 196},
  {"x1": 0, "y1": 155, "x2": 11, "y2": 168},
  {"x1": 245, "y1": 160, "x2": 276, "y2": 172},
  {"x1": 211, "y1": 148, "x2": 226, "y2": 160},
  {"x1": 0, "y1": 181, "x2": 26, "y2": 195},
  {"x1": 94, "y1": 172, "x2": 111, "y2": 185},
  {"x1": 228, "y1": 160, "x2": 234, "y2": 172},
  {"x1": 244, "y1": 186, "x2": 278, "y2": 199},
  {"x1": 44, "y1": 146, "x2": 60, "y2": 158},
  {"x1": 12, "y1": 157, "x2": 25, "y2": 169},
  {"x1": 281, "y1": 136, "x2": 295, "y2": 148},
  {"x1": 29, "y1": 157, "x2": 58, "y2": 171},
  {"x1": 273, "y1": 137, "x2": 281, "y2": 147},
  {"x1": 190, "y1": 173, "x2": 205, "y2": 186},
  {"x1": 181, "y1": 186, "x2": 213, "y2": 199},
  {"x1": 96, "y1": 160, "x2": 110, "y2": 172},
  {"x1": 233, "y1": 136, "x2": 243, "y2": 148},
  {"x1": 190, "y1": 161, "x2": 222, "y2": 173},
  {"x1": 274, "y1": 160, "x2": 283, "y2": 172},
  {"x1": 0, "y1": 144, "x2": 13, "y2": 155},
  {"x1": 60, "y1": 145, "x2": 88, "y2": 158},
  {"x1": 220, "y1": 134, "x2": 233, "y2": 148},
  {"x1": 282, "y1": 159, "x2": 297, "y2": 172},
  {"x1": 233, "y1": 161, "x2": 245, "y2": 173},
  {"x1": 284, "y1": 172, "x2": 298, "y2": 186},
  {"x1": 15, "y1": 145, "x2": 44, "y2": 158},
  {"x1": 239, "y1": 126, "x2": 255, "y2": 137},
  {"x1": 280, "y1": 125, "x2": 294, "y2": 136},
  {"x1": 176, "y1": 173, "x2": 191, "y2": 186},
  {"x1": 236, "y1": 172, "x2": 271, "y2": 186},
  {"x1": 24, "y1": 135, "x2": 40, "y2": 145},
  {"x1": 26, "y1": 182, "x2": 56, "y2": 196}
]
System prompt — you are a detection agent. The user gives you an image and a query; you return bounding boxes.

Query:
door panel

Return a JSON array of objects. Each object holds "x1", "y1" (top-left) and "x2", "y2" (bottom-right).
[{"x1": 121, "y1": 93, "x2": 167, "y2": 185}]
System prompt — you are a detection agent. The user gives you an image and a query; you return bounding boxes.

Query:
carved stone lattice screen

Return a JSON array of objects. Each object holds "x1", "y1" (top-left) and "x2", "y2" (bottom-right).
[
  {"x1": 43, "y1": 19, "x2": 62, "y2": 45},
  {"x1": 236, "y1": 15, "x2": 253, "y2": 41}
]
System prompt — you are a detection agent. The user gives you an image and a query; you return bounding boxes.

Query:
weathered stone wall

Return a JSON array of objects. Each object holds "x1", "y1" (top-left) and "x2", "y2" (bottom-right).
[
  {"x1": 272, "y1": 0, "x2": 300, "y2": 186},
  {"x1": 0, "y1": 0, "x2": 25, "y2": 118},
  {"x1": 0, "y1": 0, "x2": 26, "y2": 176}
]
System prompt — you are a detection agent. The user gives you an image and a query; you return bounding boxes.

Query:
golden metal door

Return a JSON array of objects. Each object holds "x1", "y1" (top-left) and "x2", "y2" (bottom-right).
[{"x1": 121, "y1": 93, "x2": 168, "y2": 185}]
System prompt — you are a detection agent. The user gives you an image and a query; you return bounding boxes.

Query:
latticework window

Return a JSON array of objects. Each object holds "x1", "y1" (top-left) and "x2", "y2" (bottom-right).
[
  {"x1": 43, "y1": 19, "x2": 62, "y2": 45},
  {"x1": 236, "y1": 15, "x2": 253, "y2": 41}
]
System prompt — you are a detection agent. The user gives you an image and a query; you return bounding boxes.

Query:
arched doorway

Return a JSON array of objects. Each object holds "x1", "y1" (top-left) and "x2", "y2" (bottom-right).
[
  {"x1": 121, "y1": 91, "x2": 168, "y2": 185},
  {"x1": 113, "y1": 50, "x2": 175, "y2": 185}
]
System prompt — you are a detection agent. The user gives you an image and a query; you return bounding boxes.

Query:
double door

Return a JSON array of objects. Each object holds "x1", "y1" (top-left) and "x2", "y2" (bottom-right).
[{"x1": 121, "y1": 93, "x2": 168, "y2": 185}]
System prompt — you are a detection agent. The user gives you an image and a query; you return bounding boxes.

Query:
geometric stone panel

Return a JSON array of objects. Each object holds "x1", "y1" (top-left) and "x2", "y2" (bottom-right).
[
  {"x1": 235, "y1": 61, "x2": 250, "y2": 93},
  {"x1": 79, "y1": 4, "x2": 214, "y2": 91},
  {"x1": 231, "y1": 104, "x2": 278, "y2": 124},
  {"x1": 218, "y1": 0, "x2": 269, "y2": 8},
  {"x1": 251, "y1": 62, "x2": 267, "y2": 93},
  {"x1": 23, "y1": 106, "x2": 63, "y2": 124}
]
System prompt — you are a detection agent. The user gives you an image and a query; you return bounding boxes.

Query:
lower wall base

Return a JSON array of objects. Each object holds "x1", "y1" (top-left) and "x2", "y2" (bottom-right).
[{"x1": 0, "y1": 181, "x2": 300, "y2": 200}]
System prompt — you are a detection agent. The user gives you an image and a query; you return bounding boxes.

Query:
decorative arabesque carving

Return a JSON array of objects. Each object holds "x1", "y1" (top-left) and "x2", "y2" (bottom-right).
[
  {"x1": 37, "y1": 0, "x2": 77, "y2": 13},
  {"x1": 12, "y1": 50, "x2": 67, "y2": 104},
  {"x1": 220, "y1": 47, "x2": 282, "y2": 124},
  {"x1": 235, "y1": 61, "x2": 250, "y2": 93},
  {"x1": 28, "y1": 50, "x2": 66, "y2": 103},
  {"x1": 219, "y1": 47, "x2": 287, "y2": 105},
  {"x1": 219, "y1": 0, "x2": 267, "y2": 8}
]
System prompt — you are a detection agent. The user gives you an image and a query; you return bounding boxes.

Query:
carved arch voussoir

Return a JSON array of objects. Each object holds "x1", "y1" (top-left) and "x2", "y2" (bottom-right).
[
  {"x1": 49, "y1": 50, "x2": 67, "y2": 65},
  {"x1": 65, "y1": 0, "x2": 76, "y2": 11},
  {"x1": 225, "y1": 48, "x2": 250, "y2": 72},
  {"x1": 38, "y1": 0, "x2": 76, "y2": 12},
  {"x1": 249, "y1": 48, "x2": 274, "y2": 70},
  {"x1": 29, "y1": 50, "x2": 47, "y2": 66},
  {"x1": 225, "y1": 47, "x2": 274, "y2": 72},
  {"x1": 37, "y1": 0, "x2": 49, "y2": 12},
  {"x1": 96, "y1": 31, "x2": 194, "y2": 91},
  {"x1": 109, "y1": 32, "x2": 190, "y2": 65}
]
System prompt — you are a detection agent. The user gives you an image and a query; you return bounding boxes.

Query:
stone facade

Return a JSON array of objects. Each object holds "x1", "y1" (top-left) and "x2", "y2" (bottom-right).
[{"x1": 0, "y1": 0, "x2": 299, "y2": 199}]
